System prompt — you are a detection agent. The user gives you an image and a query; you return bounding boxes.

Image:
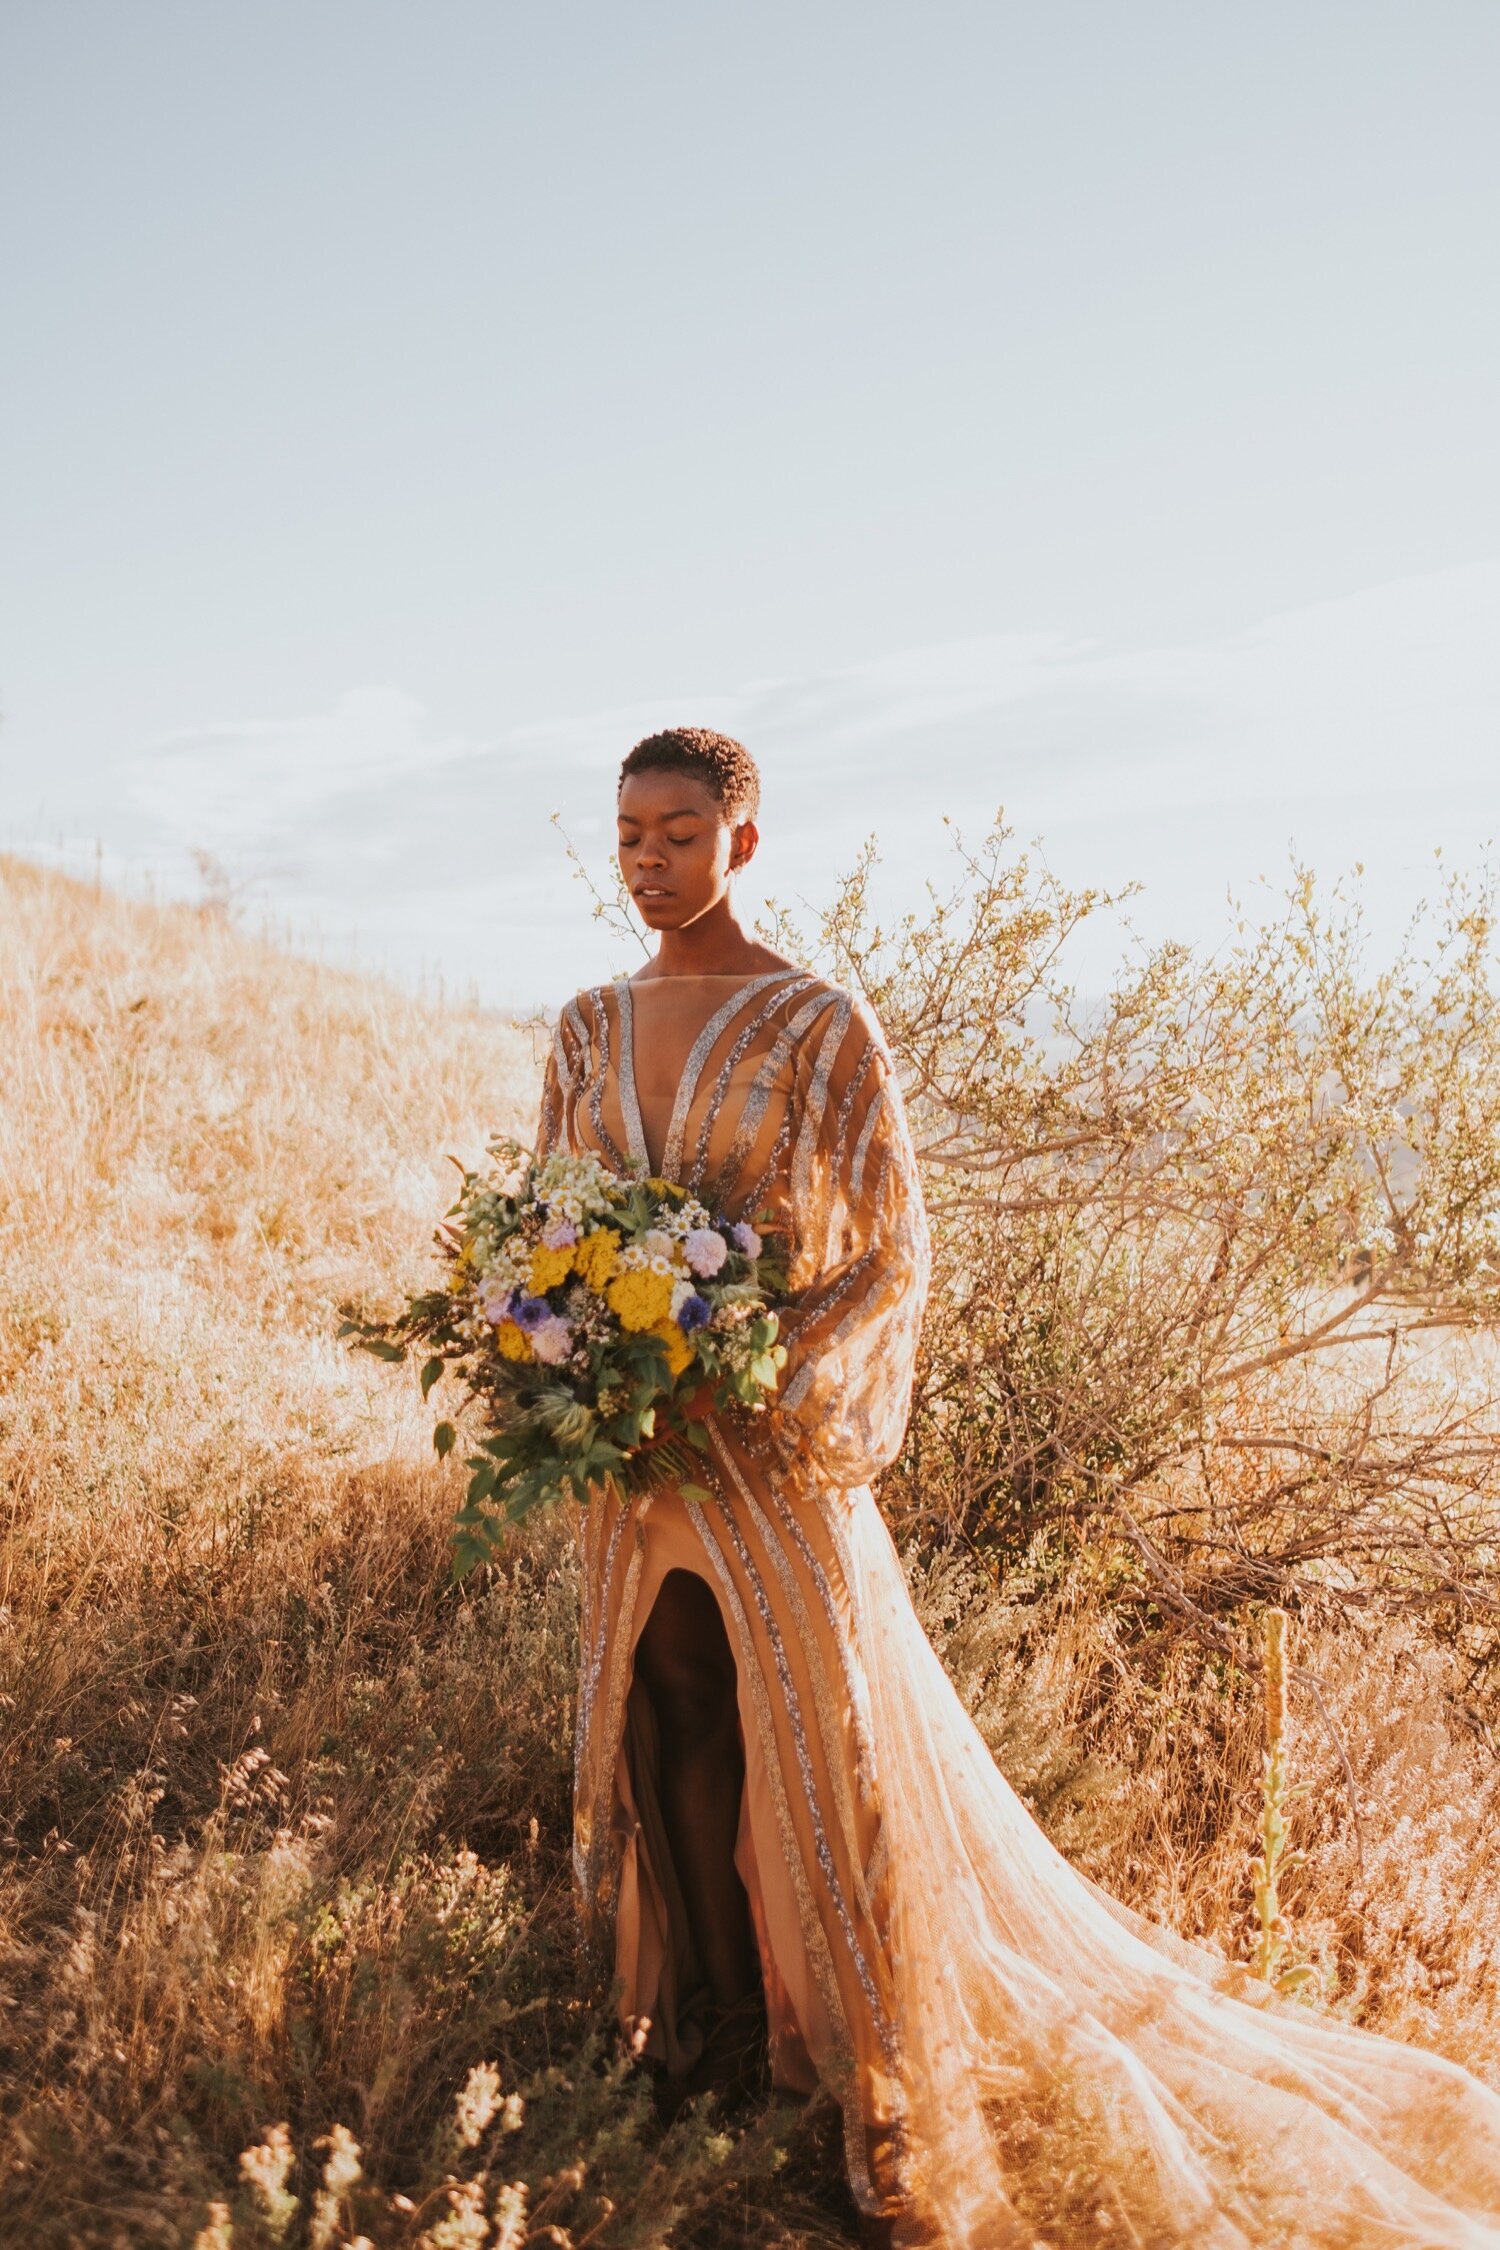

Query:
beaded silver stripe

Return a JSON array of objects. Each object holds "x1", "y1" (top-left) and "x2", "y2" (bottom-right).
[
  {"x1": 789, "y1": 995, "x2": 852, "y2": 1228},
  {"x1": 709, "y1": 1433, "x2": 877, "y2": 1916},
  {"x1": 576, "y1": 1493, "x2": 633, "y2": 1791},
  {"x1": 676, "y1": 1487, "x2": 861, "y2": 2091},
  {"x1": 793, "y1": 1174, "x2": 925, "y2": 1471},
  {"x1": 780, "y1": 1234, "x2": 883, "y2": 1414},
  {"x1": 832, "y1": 1034, "x2": 874, "y2": 1164},
  {"x1": 611, "y1": 977, "x2": 649, "y2": 1172},
  {"x1": 549, "y1": 1002, "x2": 585, "y2": 1153},
  {"x1": 735, "y1": 1110, "x2": 794, "y2": 1229},
  {"x1": 817, "y1": 1049, "x2": 874, "y2": 1269},
  {"x1": 580, "y1": 987, "x2": 629, "y2": 1174},
  {"x1": 763, "y1": 1474, "x2": 883, "y2": 1814},
  {"x1": 536, "y1": 1021, "x2": 568, "y2": 1155},
  {"x1": 847, "y1": 1082, "x2": 886, "y2": 1206},
  {"x1": 703, "y1": 1452, "x2": 900, "y2": 2071},
  {"x1": 578, "y1": 1503, "x2": 651, "y2": 1903},
  {"x1": 719, "y1": 989, "x2": 840, "y2": 1204},
  {"x1": 812, "y1": 1488, "x2": 893, "y2": 1877},
  {"x1": 561, "y1": 994, "x2": 588, "y2": 1056},
  {"x1": 657, "y1": 970, "x2": 798, "y2": 1180},
  {"x1": 686, "y1": 977, "x2": 815, "y2": 1187},
  {"x1": 784, "y1": 1155, "x2": 920, "y2": 1462}
]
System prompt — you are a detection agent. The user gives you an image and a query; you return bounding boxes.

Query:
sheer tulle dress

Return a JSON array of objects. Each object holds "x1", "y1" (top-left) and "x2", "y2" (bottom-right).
[{"x1": 538, "y1": 967, "x2": 1500, "y2": 2248}]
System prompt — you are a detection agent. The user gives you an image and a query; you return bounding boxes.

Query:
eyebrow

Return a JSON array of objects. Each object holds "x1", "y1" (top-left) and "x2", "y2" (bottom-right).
[{"x1": 616, "y1": 807, "x2": 708, "y2": 823}]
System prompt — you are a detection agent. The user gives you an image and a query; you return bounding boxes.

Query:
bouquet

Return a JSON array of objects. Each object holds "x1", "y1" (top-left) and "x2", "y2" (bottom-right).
[{"x1": 342, "y1": 1141, "x2": 787, "y2": 1573}]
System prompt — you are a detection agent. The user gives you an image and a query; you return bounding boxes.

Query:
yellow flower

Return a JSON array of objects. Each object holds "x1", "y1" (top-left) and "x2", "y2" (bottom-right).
[
  {"x1": 573, "y1": 1227, "x2": 620, "y2": 1290},
  {"x1": 494, "y1": 1320, "x2": 531, "y2": 1362},
  {"x1": 653, "y1": 1321, "x2": 694, "y2": 1379},
  {"x1": 528, "y1": 1243, "x2": 575, "y2": 1293},
  {"x1": 606, "y1": 1268, "x2": 675, "y2": 1332}
]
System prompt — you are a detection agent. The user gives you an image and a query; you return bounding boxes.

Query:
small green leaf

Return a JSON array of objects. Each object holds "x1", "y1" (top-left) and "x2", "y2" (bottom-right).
[
  {"x1": 419, "y1": 1355, "x2": 445, "y2": 1400},
  {"x1": 679, "y1": 1481, "x2": 712, "y2": 1503},
  {"x1": 357, "y1": 1337, "x2": 408, "y2": 1363},
  {"x1": 433, "y1": 1420, "x2": 457, "y2": 1459}
]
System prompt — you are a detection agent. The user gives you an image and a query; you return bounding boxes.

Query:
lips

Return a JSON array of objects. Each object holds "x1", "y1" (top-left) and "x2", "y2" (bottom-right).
[{"x1": 634, "y1": 886, "x2": 675, "y2": 902}]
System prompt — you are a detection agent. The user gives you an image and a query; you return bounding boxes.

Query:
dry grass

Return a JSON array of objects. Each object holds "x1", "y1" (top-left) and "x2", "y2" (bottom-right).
[{"x1": 4, "y1": 856, "x2": 1498, "y2": 2249}]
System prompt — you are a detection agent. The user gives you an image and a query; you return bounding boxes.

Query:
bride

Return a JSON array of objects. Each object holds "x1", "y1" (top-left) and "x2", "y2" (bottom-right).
[{"x1": 537, "y1": 726, "x2": 1500, "y2": 2248}]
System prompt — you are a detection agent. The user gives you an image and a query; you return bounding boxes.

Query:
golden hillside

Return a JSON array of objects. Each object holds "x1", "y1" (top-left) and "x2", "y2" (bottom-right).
[{"x1": 3, "y1": 855, "x2": 1499, "y2": 2250}]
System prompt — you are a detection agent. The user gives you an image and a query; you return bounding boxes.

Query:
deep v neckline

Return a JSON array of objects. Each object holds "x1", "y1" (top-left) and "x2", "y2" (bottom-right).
[{"x1": 614, "y1": 970, "x2": 800, "y2": 1178}]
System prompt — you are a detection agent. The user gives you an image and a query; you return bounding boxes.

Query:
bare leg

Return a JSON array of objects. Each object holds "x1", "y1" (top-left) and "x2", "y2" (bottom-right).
[{"x1": 633, "y1": 1567, "x2": 760, "y2": 2010}]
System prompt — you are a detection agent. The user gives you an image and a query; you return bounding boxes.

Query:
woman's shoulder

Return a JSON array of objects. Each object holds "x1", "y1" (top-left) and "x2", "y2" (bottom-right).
[{"x1": 781, "y1": 973, "x2": 898, "y2": 1068}]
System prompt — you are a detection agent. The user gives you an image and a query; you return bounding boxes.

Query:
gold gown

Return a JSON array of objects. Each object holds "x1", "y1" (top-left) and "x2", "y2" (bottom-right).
[{"x1": 538, "y1": 967, "x2": 1500, "y2": 2249}]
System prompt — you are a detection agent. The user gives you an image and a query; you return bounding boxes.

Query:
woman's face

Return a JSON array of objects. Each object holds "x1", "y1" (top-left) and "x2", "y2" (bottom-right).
[{"x1": 616, "y1": 768, "x2": 756, "y2": 934}]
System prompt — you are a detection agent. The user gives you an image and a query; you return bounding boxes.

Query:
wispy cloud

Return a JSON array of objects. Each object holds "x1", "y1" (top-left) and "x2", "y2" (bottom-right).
[
  {"x1": 129, "y1": 686, "x2": 488, "y2": 869},
  {"x1": 20, "y1": 559, "x2": 1495, "y2": 1008}
]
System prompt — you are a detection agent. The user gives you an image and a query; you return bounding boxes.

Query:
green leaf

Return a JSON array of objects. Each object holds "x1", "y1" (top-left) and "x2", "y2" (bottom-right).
[
  {"x1": 433, "y1": 1420, "x2": 457, "y2": 1459},
  {"x1": 679, "y1": 1481, "x2": 713, "y2": 1503},
  {"x1": 419, "y1": 1355, "x2": 445, "y2": 1400},
  {"x1": 451, "y1": 1520, "x2": 500, "y2": 1580},
  {"x1": 357, "y1": 1337, "x2": 408, "y2": 1363}
]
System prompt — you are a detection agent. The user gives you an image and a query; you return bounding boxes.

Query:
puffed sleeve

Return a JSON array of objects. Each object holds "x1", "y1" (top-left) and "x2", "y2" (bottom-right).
[{"x1": 760, "y1": 997, "x2": 930, "y2": 1490}]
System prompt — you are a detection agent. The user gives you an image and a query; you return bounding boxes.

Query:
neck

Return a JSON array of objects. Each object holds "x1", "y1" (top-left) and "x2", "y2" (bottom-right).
[{"x1": 646, "y1": 895, "x2": 760, "y2": 976}]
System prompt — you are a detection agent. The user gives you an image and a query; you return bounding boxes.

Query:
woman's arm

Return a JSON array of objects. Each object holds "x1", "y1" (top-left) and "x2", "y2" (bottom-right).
[
  {"x1": 535, "y1": 997, "x2": 589, "y2": 1158},
  {"x1": 757, "y1": 1002, "x2": 930, "y2": 1490}
]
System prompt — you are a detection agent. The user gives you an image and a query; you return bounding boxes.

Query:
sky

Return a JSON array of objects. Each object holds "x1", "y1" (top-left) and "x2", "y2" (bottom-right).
[{"x1": 2, "y1": 3, "x2": 1497, "y2": 1007}]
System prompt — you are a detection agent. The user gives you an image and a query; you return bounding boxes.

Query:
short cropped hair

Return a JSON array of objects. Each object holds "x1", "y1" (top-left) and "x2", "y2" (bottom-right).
[{"x1": 618, "y1": 727, "x2": 761, "y2": 823}]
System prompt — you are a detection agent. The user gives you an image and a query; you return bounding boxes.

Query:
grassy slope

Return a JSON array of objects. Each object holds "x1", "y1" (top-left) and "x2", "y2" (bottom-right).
[{"x1": 2, "y1": 858, "x2": 1497, "y2": 2249}]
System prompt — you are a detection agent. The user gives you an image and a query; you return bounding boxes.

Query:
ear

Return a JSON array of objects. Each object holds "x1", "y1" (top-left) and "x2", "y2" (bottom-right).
[{"x1": 728, "y1": 818, "x2": 759, "y2": 873}]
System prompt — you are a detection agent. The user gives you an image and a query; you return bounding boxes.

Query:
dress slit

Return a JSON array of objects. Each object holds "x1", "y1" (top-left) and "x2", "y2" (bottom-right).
[{"x1": 608, "y1": 1500, "x2": 830, "y2": 2095}]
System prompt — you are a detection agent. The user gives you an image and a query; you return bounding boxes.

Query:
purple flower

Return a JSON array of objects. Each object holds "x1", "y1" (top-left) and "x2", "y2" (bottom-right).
[
  {"x1": 676, "y1": 1292, "x2": 712, "y2": 1333},
  {"x1": 541, "y1": 1214, "x2": 579, "y2": 1250},
  {"x1": 478, "y1": 1280, "x2": 517, "y2": 1324},
  {"x1": 513, "y1": 1294, "x2": 552, "y2": 1334},
  {"x1": 730, "y1": 1221, "x2": 762, "y2": 1258}
]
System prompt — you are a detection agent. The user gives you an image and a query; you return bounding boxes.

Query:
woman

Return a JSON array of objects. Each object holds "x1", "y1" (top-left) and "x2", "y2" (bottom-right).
[{"x1": 538, "y1": 727, "x2": 1500, "y2": 2249}]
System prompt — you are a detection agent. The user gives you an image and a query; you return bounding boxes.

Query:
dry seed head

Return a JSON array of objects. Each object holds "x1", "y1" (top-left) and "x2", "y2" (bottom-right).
[
  {"x1": 453, "y1": 2059, "x2": 502, "y2": 2149},
  {"x1": 239, "y1": 2122, "x2": 296, "y2": 2212},
  {"x1": 319, "y1": 2121, "x2": 363, "y2": 2195},
  {"x1": 191, "y1": 2205, "x2": 234, "y2": 2250},
  {"x1": 1264, "y1": 1608, "x2": 1289, "y2": 1744},
  {"x1": 417, "y1": 2178, "x2": 490, "y2": 2250}
]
